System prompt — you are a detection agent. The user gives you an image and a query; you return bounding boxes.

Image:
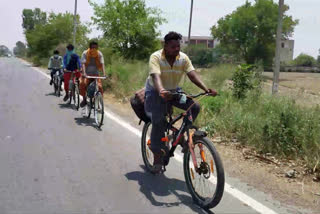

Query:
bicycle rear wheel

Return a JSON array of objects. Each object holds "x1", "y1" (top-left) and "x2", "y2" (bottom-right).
[
  {"x1": 183, "y1": 137, "x2": 225, "y2": 209},
  {"x1": 94, "y1": 92, "x2": 104, "y2": 128},
  {"x1": 74, "y1": 83, "x2": 80, "y2": 111},
  {"x1": 85, "y1": 98, "x2": 92, "y2": 118},
  {"x1": 141, "y1": 122, "x2": 154, "y2": 172}
]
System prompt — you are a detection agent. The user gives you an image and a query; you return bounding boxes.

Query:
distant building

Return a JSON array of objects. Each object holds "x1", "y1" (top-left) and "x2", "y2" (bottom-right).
[
  {"x1": 280, "y1": 39, "x2": 294, "y2": 63},
  {"x1": 160, "y1": 36, "x2": 217, "y2": 49},
  {"x1": 181, "y1": 36, "x2": 215, "y2": 48}
]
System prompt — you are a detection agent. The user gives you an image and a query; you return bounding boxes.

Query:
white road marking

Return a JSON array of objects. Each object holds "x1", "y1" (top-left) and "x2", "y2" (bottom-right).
[{"x1": 23, "y1": 59, "x2": 278, "y2": 214}]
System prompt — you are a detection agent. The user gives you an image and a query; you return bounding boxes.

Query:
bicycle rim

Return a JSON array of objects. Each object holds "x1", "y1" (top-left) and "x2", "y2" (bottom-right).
[
  {"x1": 86, "y1": 98, "x2": 92, "y2": 118},
  {"x1": 57, "y1": 78, "x2": 61, "y2": 97},
  {"x1": 74, "y1": 84, "x2": 80, "y2": 110},
  {"x1": 141, "y1": 122, "x2": 154, "y2": 172},
  {"x1": 94, "y1": 93, "x2": 104, "y2": 128},
  {"x1": 183, "y1": 137, "x2": 225, "y2": 209}
]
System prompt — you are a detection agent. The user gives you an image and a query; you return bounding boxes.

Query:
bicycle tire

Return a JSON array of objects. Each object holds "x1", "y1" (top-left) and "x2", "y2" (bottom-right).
[
  {"x1": 53, "y1": 77, "x2": 57, "y2": 95},
  {"x1": 183, "y1": 137, "x2": 225, "y2": 209},
  {"x1": 94, "y1": 92, "x2": 104, "y2": 128},
  {"x1": 74, "y1": 83, "x2": 80, "y2": 111},
  {"x1": 86, "y1": 98, "x2": 92, "y2": 118},
  {"x1": 141, "y1": 122, "x2": 154, "y2": 172},
  {"x1": 57, "y1": 77, "x2": 61, "y2": 97}
]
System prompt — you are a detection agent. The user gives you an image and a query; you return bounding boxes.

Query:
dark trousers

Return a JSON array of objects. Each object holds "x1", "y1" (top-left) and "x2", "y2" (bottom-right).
[
  {"x1": 50, "y1": 69, "x2": 62, "y2": 80},
  {"x1": 144, "y1": 82, "x2": 200, "y2": 154}
]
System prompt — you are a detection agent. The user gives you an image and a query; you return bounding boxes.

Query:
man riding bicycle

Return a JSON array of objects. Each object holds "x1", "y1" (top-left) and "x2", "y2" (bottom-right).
[
  {"x1": 79, "y1": 41, "x2": 106, "y2": 107},
  {"x1": 63, "y1": 44, "x2": 81, "y2": 102},
  {"x1": 48, "y1": 50, "x2": 63, "y2": 85},
  {"x1": 145, "y1": 31, "x2": 217, "y2": 173}
]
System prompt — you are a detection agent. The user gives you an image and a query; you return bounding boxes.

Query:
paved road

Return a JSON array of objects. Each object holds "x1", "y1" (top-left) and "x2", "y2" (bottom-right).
[{"x1": 0, "y1": 58, "x2": 300, "y2": 214}]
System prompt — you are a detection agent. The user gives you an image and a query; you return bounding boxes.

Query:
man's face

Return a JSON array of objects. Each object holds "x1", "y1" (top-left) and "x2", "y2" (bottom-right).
[
  {"x1": 90, "y1": 44, "x2": 98, "y2": 50},
  {"x1": 164, "y1": 40, "x2": 180, "y2": 58}
]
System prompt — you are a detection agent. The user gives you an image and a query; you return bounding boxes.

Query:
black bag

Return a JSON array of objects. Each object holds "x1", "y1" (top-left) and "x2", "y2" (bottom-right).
[
  {"x1": 66, "y1": 54, "x2": 79, "y2": 71},
  {"x1": 130, "y1": 88, "x2": 150, "y2": 124}
]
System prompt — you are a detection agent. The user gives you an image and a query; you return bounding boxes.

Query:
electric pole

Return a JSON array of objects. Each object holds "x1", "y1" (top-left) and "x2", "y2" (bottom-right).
[
  {"x1": 73, "y1": 0, "x2": 78, "y2": 48},
  {"x1": 272, "y1": 0, "x2": 284, "y2": 94},
  {"x1": 188, "y1": 0, "x2": 194, "y2": 45}
]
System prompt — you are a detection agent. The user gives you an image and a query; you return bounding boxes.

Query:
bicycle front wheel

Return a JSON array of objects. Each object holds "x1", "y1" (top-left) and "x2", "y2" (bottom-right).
[
  {"x1": 183, "y1": 137, "x2": 225, "y2": 209},
  {"x1": 94, "y1": 92, "x2": 104, "y2": 128},
  {"x1": 57, "y1": 77, "x2": 61, "y2": 97}
]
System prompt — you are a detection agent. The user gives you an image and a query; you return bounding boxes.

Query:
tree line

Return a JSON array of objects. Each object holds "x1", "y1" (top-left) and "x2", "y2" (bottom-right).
[{"x1": 12, "y1": 0, "x2": 320, "y2": 67}]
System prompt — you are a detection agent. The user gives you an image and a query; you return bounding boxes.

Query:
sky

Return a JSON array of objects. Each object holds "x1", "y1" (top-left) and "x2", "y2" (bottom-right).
[{"x1": 0, "y1": 0, "x2": 319, "y2": 58}]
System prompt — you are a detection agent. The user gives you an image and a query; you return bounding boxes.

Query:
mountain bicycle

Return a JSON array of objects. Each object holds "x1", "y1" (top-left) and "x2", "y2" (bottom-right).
[
  {"x1": 67, "y1": 70, "x2": 80, "y2": 110},
  {"x1": 84, "y1": 76, "x2": 106, "y2": 128},
  {"x1": 141, "y1": 91, "x2": 225, "y2": 209},
  {"x1": 52, "y1": 69, "x2": 63, "y2": 97}
]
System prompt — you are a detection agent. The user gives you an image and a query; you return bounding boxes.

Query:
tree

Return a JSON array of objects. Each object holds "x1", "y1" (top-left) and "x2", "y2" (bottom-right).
[
  {"x1": 25, "y1": 11, "x2": 89, "y2": 61},
  {"x1": 90, "y1": 0, "x2": 165, "y2": 60},
  {"x1": 211, "y1": 0, "x2": 298, "y2": 66},
  {"x1": 22, "y1": 8, "x2": 47, "y2": 31},
  {"x1": 293, "y1": 53, "x2": 316, "y2": 67},
  {"x1": 0, "y1": 45, "x2": 10, "y2": 56},
  {"x1": 317, "y1": 49, "x2": 320, "y2": 66},
  {"x1": 13, "y1": 41, "x2": 27, "y2": 57}
]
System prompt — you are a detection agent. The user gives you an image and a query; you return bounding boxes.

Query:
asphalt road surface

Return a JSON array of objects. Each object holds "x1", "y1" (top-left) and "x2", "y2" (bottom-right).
[{"x1": 0, "y1": 58, "x2": 303, "y2": 214}]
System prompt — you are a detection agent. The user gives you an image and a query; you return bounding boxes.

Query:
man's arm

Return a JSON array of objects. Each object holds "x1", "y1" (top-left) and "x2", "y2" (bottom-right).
[
  {"x1": 187, "y1": 71, "x2": 208, "y2": 92},
  {"x1": 99, "y1": 52, "x2": 106, "y2": 76},
  {"x1": 187, "y1": 71, "x2": 217, "y2": 95}
]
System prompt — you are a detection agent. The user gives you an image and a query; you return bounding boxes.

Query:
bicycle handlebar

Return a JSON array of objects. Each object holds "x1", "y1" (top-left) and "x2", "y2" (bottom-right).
[{"x1": 85, "y1": 76, "x2": 107, "y2": 80}]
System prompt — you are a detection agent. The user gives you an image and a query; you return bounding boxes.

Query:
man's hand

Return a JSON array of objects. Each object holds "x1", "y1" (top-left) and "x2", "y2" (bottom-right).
[
  {"x1": 160, "y1": 90, "x2": 172, "y2": 101},
  {"x1": 206, "y1": 88, "x2": 218, "y2": 96}
]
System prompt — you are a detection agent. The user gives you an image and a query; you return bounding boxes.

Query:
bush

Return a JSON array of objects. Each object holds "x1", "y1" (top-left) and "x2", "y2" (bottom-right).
[
  {"x1": 231, "y1": 64, "x2": 262, "y2": 99},
  {"x1": 293, "y1": 53, "x2": 317, "y2": 67}
]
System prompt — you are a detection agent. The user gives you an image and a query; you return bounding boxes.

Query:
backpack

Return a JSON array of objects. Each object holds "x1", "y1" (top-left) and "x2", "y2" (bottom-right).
[
  {"x1": 51, "y1": 56, "x2": 62, "y2": 69},
  {"x1": 66, "y1": 54, "x2": 79, "y2": 71},
  {"x1": 130, "y1": 88, "x2": 150, "y2": 124}
]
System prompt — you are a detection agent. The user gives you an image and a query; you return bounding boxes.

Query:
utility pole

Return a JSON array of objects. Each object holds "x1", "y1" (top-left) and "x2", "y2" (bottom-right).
[
  {"x1": 272, "y1": 0, "x2": 284, "y2": 94},
  {"x1": 73, "y1": 0, "x2": 78, "y2": 48},
  {"x1": 188, "y1": 0, "x2": 194, "y2": 46}
]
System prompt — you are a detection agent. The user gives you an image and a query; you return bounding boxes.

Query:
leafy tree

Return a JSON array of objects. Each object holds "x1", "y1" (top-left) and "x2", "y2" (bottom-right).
[
  {"x1": 22, "y1": 8, "x2": 47, "y2": 31},
  {"x1": 13, "y1": 41, "x2": 27, "y2": 57},
  {"x1": 293, "y1": 53, "x2": 316, "y2": 67},
  {"x1": 25, "y1": 11, "x2": 89, "y2": 61},
  {"x1": 211, "y1": 0, "x2": 298, "y2": 66},
  {"x1": 0, "y1": 45, "x2": 10, "y2": 56},
  {"x1": 317, "y1": 49, "x2": 320, "y2": 66},
  {"x1": 90, "y1": 0, "x2": 165, "y2": 60}
]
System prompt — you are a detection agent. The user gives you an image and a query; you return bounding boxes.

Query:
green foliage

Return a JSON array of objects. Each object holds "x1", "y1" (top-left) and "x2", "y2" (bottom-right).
[
  {"x1": 0, "y1": 45, "x2": 10, "y2": 56},
  {"x1": 90, "y1": 0, "x2": 165, "y2": 60},
  {"x1": 211, "y1": 0, "x2": 299, "y2": 66},
  {"x1": 103, "y1": 60, "x2": 149, "y2": 97},
  {"x1": 184, "y1": 45, "x2": 216, "y2": 67},
  {"x1": 22, "y1": 8, "x2": 47, "y2": 31},
  {"x1": 231, "y1": 64, "x2": 261, "y2": 99},
  {"x1": 13, "y1": 41, "x2": 27, "y2": 57},
  {"x1": 293, "y1": 53, "x2": 317, "y2": 67},
  {"x1": 24, "y1": 11, "x2": 89, "y2": 63}
]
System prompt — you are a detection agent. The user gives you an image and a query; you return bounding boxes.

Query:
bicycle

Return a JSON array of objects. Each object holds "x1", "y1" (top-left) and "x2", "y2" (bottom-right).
[
  {"x1": 52, "y1": 69, "x2": 63, "y2": 97},
  {"x1": 141, "y1": 91, "x2": 225, "y2": 209},
  {"x1": 67, "y1": 70, "x2": 80, "y2": 111},
  {"x1": 84, "y1": 76, "x2": 106, "y2": 128}
]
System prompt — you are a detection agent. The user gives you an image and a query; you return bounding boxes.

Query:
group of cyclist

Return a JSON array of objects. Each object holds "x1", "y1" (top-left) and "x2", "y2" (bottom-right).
[
  {"x1": 48, "y1": 31, "x2": 217, "y2": 173},
  {"x1": 48, "y1": 41, "x2": 106, "y2": 107}
]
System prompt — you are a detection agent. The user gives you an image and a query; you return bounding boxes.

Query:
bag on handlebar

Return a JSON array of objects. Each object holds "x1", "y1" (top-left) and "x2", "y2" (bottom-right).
[
  {"x1": 130, "y1": 88, "x2": 150, "y2": 125},
  {"x1": 87, "y1": 81, "x2": 96, "y2": 98}
]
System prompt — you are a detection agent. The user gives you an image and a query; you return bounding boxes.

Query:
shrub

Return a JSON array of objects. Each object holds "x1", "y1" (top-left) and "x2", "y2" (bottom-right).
[{"x1": 293, "y1": 53, "x2": 317, "y2": 67}]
